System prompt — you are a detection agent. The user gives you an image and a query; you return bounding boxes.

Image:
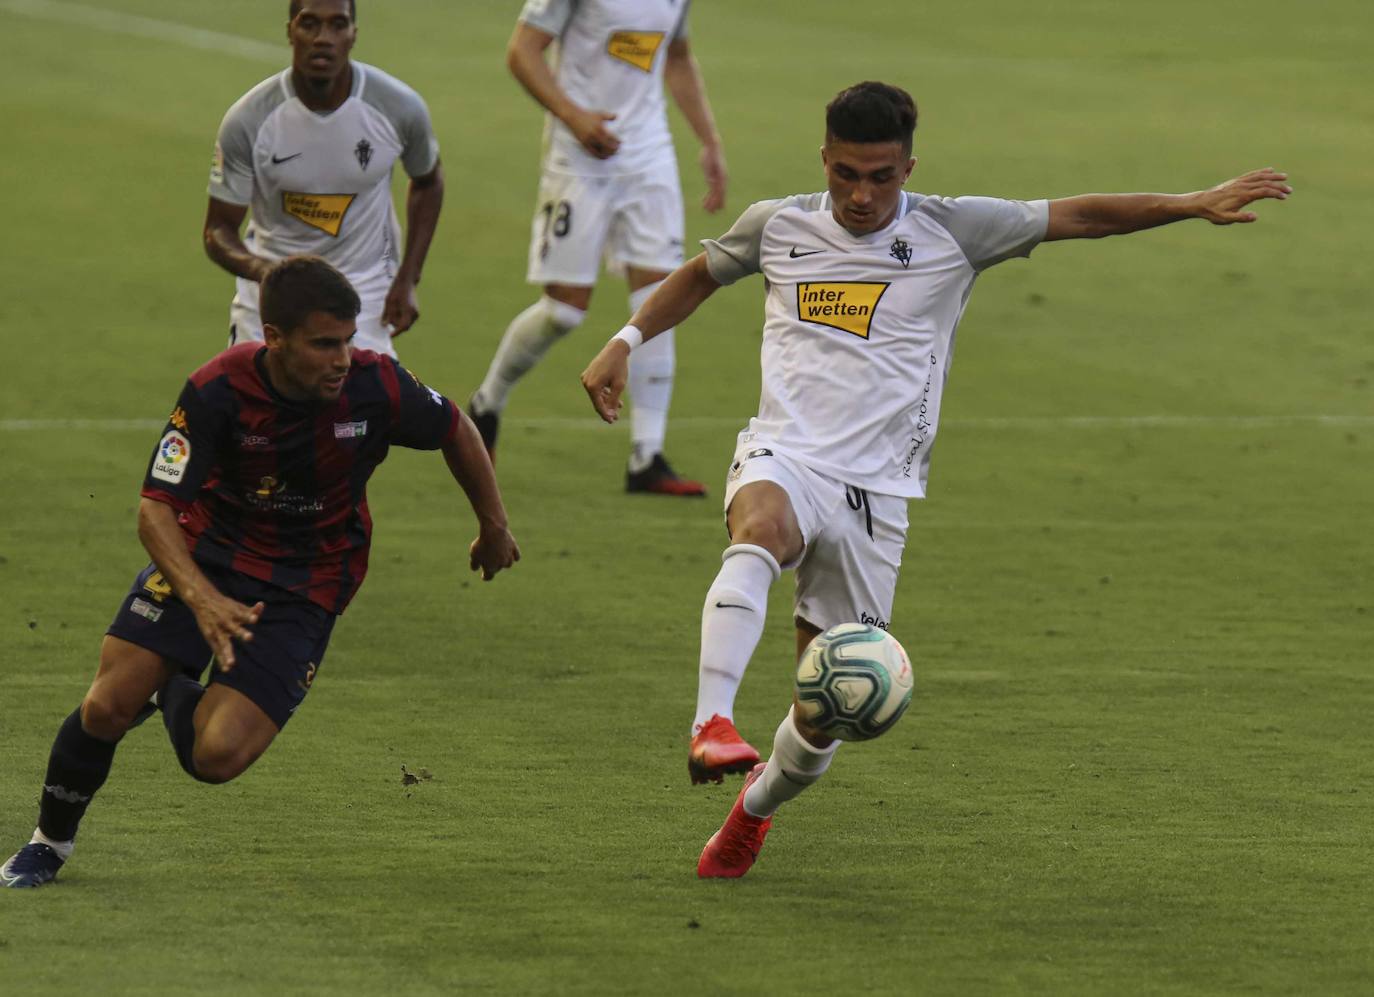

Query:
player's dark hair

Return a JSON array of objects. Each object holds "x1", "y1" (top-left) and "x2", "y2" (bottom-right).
[
  {"x1": 289, "y1": 0, "x2": 356, "y2": 22},
  {"x1": 825, "y1": 82, "x2": 918, "y2": 153},
  {"x1": 260, "y1": 256, "x2": 361, "y2": 334}
]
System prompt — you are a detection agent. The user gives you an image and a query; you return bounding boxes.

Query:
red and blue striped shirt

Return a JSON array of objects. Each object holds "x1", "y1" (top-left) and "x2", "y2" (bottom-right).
[{"x1": 142, "y1": 343, "x2": 459, "y2": 614}]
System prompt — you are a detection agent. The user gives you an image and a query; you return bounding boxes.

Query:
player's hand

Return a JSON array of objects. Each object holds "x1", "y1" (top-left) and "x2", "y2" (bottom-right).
[
  {"x1": 700, "y1": 143, "x2": 728, "y2": 213},
  {"x1": 580, "y1": 340, "x2": 630, "y2": 423},
  {"x1": 383, "y1": 278, "x2": 420, "y2": 335},
  {"x1": 187, "y1": 591, "x2": 265, "y2": 672},
  {"x1": 567, "y1": 107, "x2": 620, "y2": 159},
  {"x1": 469, "y1": 524, "x2": 520, "y2": 581},
  {"x1": 1192, "y1": 168, "x2": 1291, "y2": 225}
]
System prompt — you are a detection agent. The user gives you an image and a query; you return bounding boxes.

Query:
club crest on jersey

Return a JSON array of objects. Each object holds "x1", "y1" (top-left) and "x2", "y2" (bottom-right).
[
  {"x1": 355, "y1": 139, "x2": 373, "y2": 171},
  {"x1": 282, "y1": 192, "x2": 355, "y2": 237},
  {"x1": 607, "y1": 30, "x2": 665, "y2": 72},
  {"x1": 890, "y1": 238, "x2": 912, "y2": 269},
  {"x1": 796, "y1": 282, "x2": 890, "y2": 340},
  {"x1": 151, "y1": 431, "x2": 190, "y2": 483}
]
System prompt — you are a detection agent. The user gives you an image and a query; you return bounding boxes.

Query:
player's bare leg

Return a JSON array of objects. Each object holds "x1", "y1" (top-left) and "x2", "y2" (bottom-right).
[
  {"x1": 690, "y1": 482, "x2": 804, "y2": 783},
  {"x1": 3, "y1": 638, "x2": 173, "y2": 888},
  {"x1": 623, "y1": 266, "x2": 705, "y2": 496},
  {"x1": 159, "y1": 674, "x2": 280, "y2": 785},
  {"x1": 188, "y1": 684, "x2": 280, "y2": 784},
  {"x1": 468, "y1": 282, "x2": 590, "y2": 459}
]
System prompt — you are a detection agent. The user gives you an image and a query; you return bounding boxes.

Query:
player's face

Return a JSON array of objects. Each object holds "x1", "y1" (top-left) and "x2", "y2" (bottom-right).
[
  {"x1": 822, "y1": 140, "x2": 916, "y2": 236},
  {"x1": 264, "y1": 311, "x2": 356, "y2": 403},
  {"x1": 288, "y1": 0, "x2": 356, "y2": 82}
]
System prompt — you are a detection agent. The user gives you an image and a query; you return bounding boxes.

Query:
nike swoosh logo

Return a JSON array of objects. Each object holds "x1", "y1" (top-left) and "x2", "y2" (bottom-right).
[
  {"x1": 714, "y1": 601, "x2": 753, "y2": 611},
  {"x1": 271, "y1": 153, "x2": 302, "y2": 165},
  {"x1": 789, "y1": 247, "x2": 823, "y2": 258}
]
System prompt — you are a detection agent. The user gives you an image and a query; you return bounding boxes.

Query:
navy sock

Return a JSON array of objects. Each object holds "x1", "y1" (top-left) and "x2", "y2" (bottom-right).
[
  {"x1": 161, "y1": 673, "x2": 206, "y2": 779},
  {"x1": 38, "y1": 708, "x2": 119, "y2": 843}
]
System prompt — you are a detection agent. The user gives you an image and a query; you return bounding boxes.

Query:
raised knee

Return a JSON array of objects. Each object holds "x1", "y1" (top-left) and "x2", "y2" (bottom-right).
[
  {"x1": 80, "y1": 693, "x2": 133, "y2": 741},
  {"x1": 191, "y1": 741, "x2": 254, "y2": 785},
  {"x1": 731, "y1": 518, "x2": 789, "y2": 560}
]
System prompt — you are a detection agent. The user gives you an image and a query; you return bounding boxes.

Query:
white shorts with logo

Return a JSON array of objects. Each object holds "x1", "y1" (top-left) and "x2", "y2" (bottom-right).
[
  {"x1": 228, "y1": 271, "x2": 398, "y2": 358},
  {"x1": 722, "y1": 434, "x2": 909, "y2": 633},
  {"x1": 525, "y1": 164, "x2": 685, "y2": 286}
]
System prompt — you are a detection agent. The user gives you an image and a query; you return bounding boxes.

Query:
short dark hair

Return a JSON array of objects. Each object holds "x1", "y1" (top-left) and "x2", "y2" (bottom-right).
[
  {"x1": 260, "y1": 256, "x2": 361, "y2": 334},
  {"x1": 289, "y1": 0, "x2": 356, "y2": 22},
  {"x1": 825, "y1": 82, "x2": 918, "y2": 153}
]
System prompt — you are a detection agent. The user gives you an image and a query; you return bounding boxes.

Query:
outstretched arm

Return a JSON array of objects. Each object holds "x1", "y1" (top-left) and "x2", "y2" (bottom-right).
[
  {"x1": 1045, "y1": 167, "x2": 1291, "y2": 241},
  {"x1": 581, "y1": 254, "x2": 721, "y2": 422},
  {"x1": 507, "y1": 21, "x2": 620, "y2": 159},
  {"x1": 138, "y1": 498, "x2": 262, "y2": 670},
  {"x1": 664, "y1": 37, "x2": 727, "y2": 213},
  {"x1": 383, "y1": 161, "x2": 445, "y2": 336},
  {"x1": 441, "y1": 412, "x2": 519, "y2": 581}
]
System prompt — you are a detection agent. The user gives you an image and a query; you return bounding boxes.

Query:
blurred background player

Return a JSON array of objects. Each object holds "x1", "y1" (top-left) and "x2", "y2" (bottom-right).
[
  {"x1": 1, "y1": 257, "x2": 518, "y2": 888},
  {"x1": 203, "y1": 0, "x2": 443, "y2": 357},
  {"x1": 466, "y1": 0, "x2": 727, "y2": 495},
  {"x1": 580, "y1": 82, "x2": 1291, "y2": 876}
]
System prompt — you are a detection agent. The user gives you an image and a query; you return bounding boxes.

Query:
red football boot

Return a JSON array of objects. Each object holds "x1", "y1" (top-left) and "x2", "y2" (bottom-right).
[
  {"x1": 625, "y1": 454, "x2": 707, "y2": 497},
  {"x1": 689, "y1": 714, "x2": 761, "y2": 785},
  {"x1": 697, "y1": 763, "x2": 772, "y2": 879}
]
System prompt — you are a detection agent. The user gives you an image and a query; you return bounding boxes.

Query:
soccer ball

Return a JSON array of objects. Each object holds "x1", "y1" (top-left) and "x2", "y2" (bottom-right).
[{"x1": 794, "y1": 623, "x2": 913, "y2": 742}]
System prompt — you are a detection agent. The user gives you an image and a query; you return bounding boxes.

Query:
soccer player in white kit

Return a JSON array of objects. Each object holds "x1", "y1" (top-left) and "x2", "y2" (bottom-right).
[
  {"x1": 580, "y1": 82, "x2": 1291, "y2": 877},
  {"x1": 203, "y1": 0, "x2": 444, "y2": 358},
  {"x1": 467, "y1": 0, "x2": 727, "y2": 495}
]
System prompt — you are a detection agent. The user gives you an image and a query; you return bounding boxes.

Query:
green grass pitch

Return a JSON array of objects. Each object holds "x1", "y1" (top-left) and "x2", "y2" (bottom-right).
[{"x1": 1, "y1": 0, "x2": 1371, "y2": 993}]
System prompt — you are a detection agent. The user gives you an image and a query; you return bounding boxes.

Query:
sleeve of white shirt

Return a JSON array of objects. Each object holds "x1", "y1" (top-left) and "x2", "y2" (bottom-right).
[
  {"x1": 701, "y1": 197, "x2": 794, "y2": 286},
  {"x1": 207, "y1": 103, "x2": 256, "y2": 206},
  {"x1": 365, "y1": 74, "x2": 440, "y2": 178},
  {"x1": 919, "y1": 196, "x2": 1050, "y2": 271},
  {"x1": 519, "y1": 0, "x2": 576, "y2": 35},
  {"x1": 671, "y1": 0, "x2": 692, "y2": 40}
]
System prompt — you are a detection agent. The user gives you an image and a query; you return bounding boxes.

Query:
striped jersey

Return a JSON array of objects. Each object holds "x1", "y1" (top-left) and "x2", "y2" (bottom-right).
[
  {"x1": 141, "y1": 343, "x2": 459, "y2": 614},
  {"x1": 702, "y1": 190, "x2": 1049, "y2": 498},
  {"x1": 519, "y1": 0, "x2": 690, "y2": 176}
]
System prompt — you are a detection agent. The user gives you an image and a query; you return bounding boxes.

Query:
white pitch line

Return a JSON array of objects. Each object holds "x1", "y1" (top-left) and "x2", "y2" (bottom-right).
[
  {"x1": 0, "y1": 0, "x2": 282, "y2": 63},
  {"x1": 2, "y1": 415, "x2": 1371, "y2": 433}
]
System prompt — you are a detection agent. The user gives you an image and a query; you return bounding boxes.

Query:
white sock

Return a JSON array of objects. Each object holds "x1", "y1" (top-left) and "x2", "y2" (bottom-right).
[
  {"x1": 743, "y1": 706, "x2": 839, "y2": 818},
  {"x1": 694, "y1": 544, "x2": 782, "y2": 731},
  {"x1": 472, "y1": 296, "x2": 586, "y2": 413},
  {"x1": 626, "y1": 281, "x2": 673, "y2": 471},
  {"x1": 31, "y1": 827, "x2": 74, "y2": 861}
]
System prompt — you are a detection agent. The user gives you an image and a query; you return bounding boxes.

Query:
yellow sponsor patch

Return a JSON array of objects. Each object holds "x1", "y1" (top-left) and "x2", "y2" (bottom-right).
[
  {"x1": 796, "y1": 282, "x2": 890, "y2": 339},
  {"x1": 607, "y1": 30, "x2": 665, "y2": 72},
  {"x1": 282, "y1": 192, "x2": 355, "y2": 237}
]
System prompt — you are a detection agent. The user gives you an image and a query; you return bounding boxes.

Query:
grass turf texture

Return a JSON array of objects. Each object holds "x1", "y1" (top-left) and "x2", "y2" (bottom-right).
[{"x1": 1, "y1": 0, "x2": 1372, "y2": 993}]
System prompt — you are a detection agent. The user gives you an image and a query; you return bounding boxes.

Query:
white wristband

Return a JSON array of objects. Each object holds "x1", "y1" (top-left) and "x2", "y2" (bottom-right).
[{"x1": 612, "y1": 325, "x2": 644, "y2": 351}]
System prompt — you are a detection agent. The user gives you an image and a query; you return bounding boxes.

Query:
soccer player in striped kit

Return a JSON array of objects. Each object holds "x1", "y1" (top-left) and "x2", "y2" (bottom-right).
[
  {"x1": 2, "y1": 257, "x2": 518, "y2": 888},
  {"x1": 581, "y1": 82, "x2": 1290, "y2": 876}
]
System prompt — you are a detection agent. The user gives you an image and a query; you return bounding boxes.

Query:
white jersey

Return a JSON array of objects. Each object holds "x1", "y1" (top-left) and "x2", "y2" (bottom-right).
[
  {"x1": 208, "y1": 62, "x2": 440, "y2": 291},
  {"x1": 519, "y1": 0, "x2": 690, "y2": 177},
  {"x1": 703, "y1": 191, "x2": 1049, "y2": 498}
]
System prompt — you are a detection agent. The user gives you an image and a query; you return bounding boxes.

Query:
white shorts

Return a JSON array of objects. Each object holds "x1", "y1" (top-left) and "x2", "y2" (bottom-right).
[
  {"x1": 525, "y1": 165, "x2": 684, "y2": 286},
  {"x1": 722, "y1": 434, "x2": 909, "y2": 633},
  {"x1": 228, "y1": 272, "x2": 398, "y2": 358}
]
